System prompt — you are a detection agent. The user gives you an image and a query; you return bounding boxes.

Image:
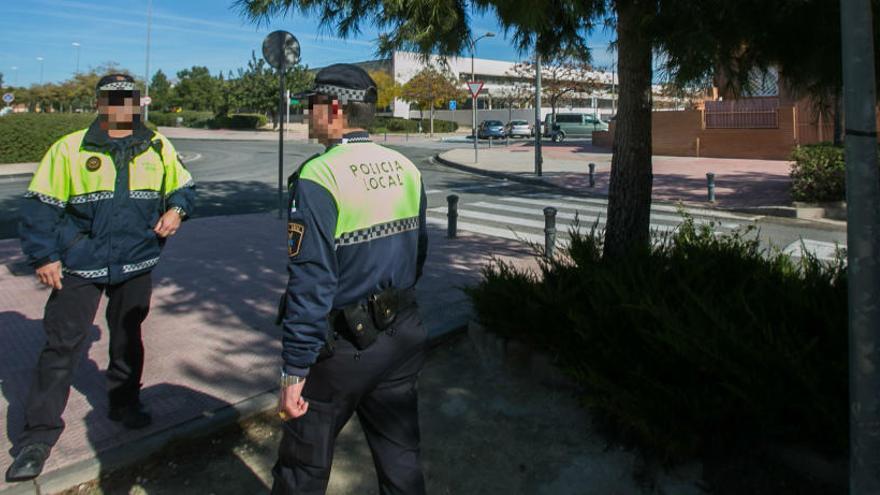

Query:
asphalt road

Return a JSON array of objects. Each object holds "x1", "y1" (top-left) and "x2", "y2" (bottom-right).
[{"x1": 0, "y1": 138, "x2": 846, "y2": 259}]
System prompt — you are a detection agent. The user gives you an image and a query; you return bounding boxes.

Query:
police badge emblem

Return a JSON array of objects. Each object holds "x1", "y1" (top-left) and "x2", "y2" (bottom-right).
[
  {"x1": 288, "y1": 222, "x2": 305, "y2": 257},
  {"x1": 85, "y1": 156, "x2": 102, "y2": 172}
]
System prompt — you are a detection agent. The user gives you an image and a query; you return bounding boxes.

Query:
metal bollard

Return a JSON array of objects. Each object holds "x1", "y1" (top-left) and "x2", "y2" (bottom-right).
[
  {"x1": 447, "y1": 194, "x2": 459, "y2": 238},
  {"x1": 384, "y1": 130, "x2": 388, "y2": 142},
  {"x1": 706, "y1": 172, "x2": 716, "y2": 202},
  {"x1": 506, "y1": 134, "x2": 510, "y2": 146},
  {"x1": 543, "y1": 207, "x2": 557, "y2": 257},
  {"x1": 488, "y1": 136, "x2": 492, "y2": 148},
  {"x1": 406, "y1": 130, "x2": 409, "y2": 142},
  {"x1": 588, "y1": 162, "x2": 596, "y2": 187}
]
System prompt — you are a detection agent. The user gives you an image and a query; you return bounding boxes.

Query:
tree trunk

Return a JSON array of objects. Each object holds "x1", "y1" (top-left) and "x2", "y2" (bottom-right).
[{"x1": 604, "y1": 0, "x2": 655, "y2": 259}]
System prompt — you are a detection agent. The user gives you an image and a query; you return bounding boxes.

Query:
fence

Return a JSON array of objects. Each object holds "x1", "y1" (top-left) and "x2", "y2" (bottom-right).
[{"x1": 704, "y1": 98, "x2": 779, "y2": 129}]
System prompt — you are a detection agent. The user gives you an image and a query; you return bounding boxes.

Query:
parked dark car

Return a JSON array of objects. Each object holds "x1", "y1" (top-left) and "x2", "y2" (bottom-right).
[{"x1": 478, "y1": 120, "x2": 506, "y2": 139}]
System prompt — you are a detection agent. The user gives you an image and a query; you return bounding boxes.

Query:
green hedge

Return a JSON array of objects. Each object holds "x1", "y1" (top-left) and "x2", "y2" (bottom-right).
[
  {"x1": 369, "y1": 116, "x2": 458, "y2": 133},
  {"x1": 790, "y1": 143, "x2": 846, "y2": 202},
  {"x1": 467, "y1": 217, "x2": 847, "y2": 466},
  {"x1": 0, "y1": 113, "x2": 96, "y2": 163},
  {"x1": 208, "y1": 113, "x2": 268, "y2": 130},
  {"x1": 0, "y1": 113, "x2": 159, "y2": 164},
  {"x1": 148, "y1": 111, "x2": 214, "y2": 128}
]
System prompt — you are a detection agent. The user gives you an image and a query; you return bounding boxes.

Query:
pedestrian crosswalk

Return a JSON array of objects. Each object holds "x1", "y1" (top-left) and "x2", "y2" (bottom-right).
[{"x1": 425, "y1": 193, "x2": 755, "y2": 247}]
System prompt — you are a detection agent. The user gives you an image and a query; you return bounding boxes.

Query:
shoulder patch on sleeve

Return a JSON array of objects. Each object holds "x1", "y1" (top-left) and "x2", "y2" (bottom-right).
[{"x1": 288, "y1": 222, "x2": 305, "y2": 257}]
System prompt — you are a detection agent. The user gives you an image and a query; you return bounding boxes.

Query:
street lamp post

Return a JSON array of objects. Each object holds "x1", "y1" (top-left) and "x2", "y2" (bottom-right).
[
  {"x1": 36, "y1": 57, "x2": 44, "y2": 85},
  {"x1": 72, "y1": 42, "x2": 81, "y2": 75},
  {"x1": 144, "y1": 0, "x2": 153, "y2": 123},
  {"x1": 469, "y1": 31, "x2": 494, "y2": 163}
]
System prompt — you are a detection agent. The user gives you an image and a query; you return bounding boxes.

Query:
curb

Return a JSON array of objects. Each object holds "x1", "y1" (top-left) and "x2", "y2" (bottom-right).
[
  {"x1": 433, "y1": 152, "x2": 844, "y2": 224},
  {"x1": 1, "y1": 322, "x2": 468, "y2": 495}
]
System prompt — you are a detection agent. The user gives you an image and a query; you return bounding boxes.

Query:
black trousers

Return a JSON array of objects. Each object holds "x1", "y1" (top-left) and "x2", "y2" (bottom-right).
[
  {"x1": 17, "y1": 272, "x2": 152, "y2": 448},
  {"x1": 272, "y1": 304, "x2": 428, "y2": 495}
]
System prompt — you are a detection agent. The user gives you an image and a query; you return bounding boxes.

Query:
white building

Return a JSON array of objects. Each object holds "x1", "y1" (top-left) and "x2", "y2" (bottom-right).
[{"x1": 338, "y1": 51, "x2": 671, "y2": 126}]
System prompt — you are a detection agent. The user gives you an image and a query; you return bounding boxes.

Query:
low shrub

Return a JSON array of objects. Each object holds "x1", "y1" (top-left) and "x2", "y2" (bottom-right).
[
  {"x1": 467, "y1": 216, "x2": 847, "y2": 466},
  {"x1": 0, "y1": 113, "x2": 95, "y2": 163},
  {"x1": 790, "y1": 143, "x2": 846, "y2": 202},
  {"x1": 212, "y1": 113, "x2": 268, "y2": 130},
  {"x1": 369, "y1": 116, "x2": 458, "y2": 134},
  {"x1": 148, "y1": 111, "x2": 214, "y2": 128}
]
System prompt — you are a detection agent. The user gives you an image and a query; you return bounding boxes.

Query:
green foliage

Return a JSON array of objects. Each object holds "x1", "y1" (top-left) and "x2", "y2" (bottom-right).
[
  {"x1": 148, "y1": 111, "x2": 215, "y2": 128},
  {"x1": 467, "y1": 217, "x2": 847, "y2": 465},
  {"x1": 226, "y1": 51, "x2": 313, "y2": 120},
  {"x1": 789, "y1": 143, "x2": 847, "y2": 202},
  {"x1": 173, "y1": 66, "x2": 223, "y2": 112},
  {"x1": 149, "y1": 70, "x2": 173, "y2": 112},
  {"x1": 368, "y1": 117, "x2": 458, "y2": 133},
  {"x1": 207, "y1": 113, "x2": 268, "y2": 129},
  {"x1": 0, "y1": 113, "x2": 95, "y2": 163}
]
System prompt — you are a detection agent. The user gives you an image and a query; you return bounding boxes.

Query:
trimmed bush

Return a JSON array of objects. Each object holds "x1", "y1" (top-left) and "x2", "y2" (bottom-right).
[
  {"x1": 467, "y1": 217, "x2": 847, "y2": 466},
  {"x1": 369, "y1": 116, "x2": 458, "y2": 133},
  {"x1": 148, "y1": 111, "x2": 214, "y2": 128},
  {"x1": 223, "y1": 113, "x2": 268, "y2": 129},
  {"x1": 790, "y1": 143, "x2": 846, "y2": 202},
  {"x1": 0, "y1": 113, "x2": 95, "y2": 163}
]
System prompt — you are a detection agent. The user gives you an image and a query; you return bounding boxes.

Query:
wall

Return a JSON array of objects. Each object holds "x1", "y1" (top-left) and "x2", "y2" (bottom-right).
[{"x1": 594, "y1": 106, "x2": 834, "y2": 160}]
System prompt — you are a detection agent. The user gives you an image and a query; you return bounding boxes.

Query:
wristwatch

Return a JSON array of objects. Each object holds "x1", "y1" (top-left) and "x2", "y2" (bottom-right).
[
  {"x1": 280, "y1": 368, "x2": 305, "y2": 387},
  {"x1": 169, "y1": 206, "x2": 187, "y2": 218}
]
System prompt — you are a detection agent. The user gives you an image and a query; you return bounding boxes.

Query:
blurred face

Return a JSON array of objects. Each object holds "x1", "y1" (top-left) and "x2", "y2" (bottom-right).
[
  {"x1": 97, "y1": 90, "x2": 141, "y2": 131},
  {"x1": 307, "y1": 94, "x2": 345, "y2": 145}
]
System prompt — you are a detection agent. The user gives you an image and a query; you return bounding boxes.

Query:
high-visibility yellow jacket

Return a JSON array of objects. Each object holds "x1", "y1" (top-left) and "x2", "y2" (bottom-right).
[
  {"x1": 20, "y1": 120, "x2": 196, "y2": 283},
  {"x1": 281, "y1": 131, "x2": 428, "y2": 376}
]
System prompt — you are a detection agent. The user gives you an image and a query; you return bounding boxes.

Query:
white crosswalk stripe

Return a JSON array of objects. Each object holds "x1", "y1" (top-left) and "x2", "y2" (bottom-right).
[{"x1": 425, "y1": 195, "x2": 721, "y2": 246}]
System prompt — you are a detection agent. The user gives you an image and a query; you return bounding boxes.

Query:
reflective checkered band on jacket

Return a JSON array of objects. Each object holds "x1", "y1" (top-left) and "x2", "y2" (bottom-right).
[
  {"x1": 69, "y1": 191, "x2": 114, "y2": 204},
  {"x1": 340, "y1": 136, "x2": 371, "y2": 144},
  {"x1": 122, "y1": 257, "x2": 160, "y2": 274},
  {"x1": 63, "y1": 267, "x2": 109, "y2": 279},
  {"x1": 315, "y1": 84, "x2": 366, "y2": 104},
  {"x1": 98, "y1": 81, "x2": 136, "y2": 91},
  {"x1": 130, "y1": 190, "x2": 160, "y2": 200},
  {"x1": 335, "y1": 217, "x2": 419, "y2": 247},
  {"x1": 166, "y1": 179, "x2": 195, "y2": 197},
  {"x1": 24, "y1": 191, "x2": 67, "y2": 208}
]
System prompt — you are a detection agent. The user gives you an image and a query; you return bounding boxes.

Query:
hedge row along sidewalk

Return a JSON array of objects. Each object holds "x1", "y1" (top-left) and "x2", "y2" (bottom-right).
[{"x1": 467, "y1": 217, "x2": 847, "y2": 493}]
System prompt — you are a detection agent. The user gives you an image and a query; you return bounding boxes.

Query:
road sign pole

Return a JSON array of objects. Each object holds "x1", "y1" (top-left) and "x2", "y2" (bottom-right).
[
  {"x1": 261, "y1": 30, "x2": 301, "y2": 222},
  {"x1": 278, "y1": 61, "x2": 286, "y2": 220},
  {"x1": 473, "y1": 95, "x2": 478, "y2": 163},
  {"x1": 535, "y1": 53, "x2": 543, "y2": 176}
]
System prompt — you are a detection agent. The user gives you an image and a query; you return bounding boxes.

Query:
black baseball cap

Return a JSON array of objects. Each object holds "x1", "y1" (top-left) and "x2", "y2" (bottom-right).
[{"x1": 294, "y1": 64, "x2": 377, "y2": 104}]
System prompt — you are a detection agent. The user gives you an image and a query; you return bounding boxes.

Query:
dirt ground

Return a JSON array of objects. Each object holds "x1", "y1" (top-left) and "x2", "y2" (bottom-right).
[{"x1": 55, "y1": 333, "x2": 837, "y2": 495}]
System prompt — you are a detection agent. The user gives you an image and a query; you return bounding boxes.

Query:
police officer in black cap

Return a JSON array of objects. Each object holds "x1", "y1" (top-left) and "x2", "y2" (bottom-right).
[{"x1": 273, "y1": 64, "x2": 429, "y2": 494}]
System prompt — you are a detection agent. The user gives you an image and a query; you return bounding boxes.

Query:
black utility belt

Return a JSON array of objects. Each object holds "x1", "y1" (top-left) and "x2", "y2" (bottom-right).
[{"x1": 331, "y1": 288, "x2": 417, "y2": 351}]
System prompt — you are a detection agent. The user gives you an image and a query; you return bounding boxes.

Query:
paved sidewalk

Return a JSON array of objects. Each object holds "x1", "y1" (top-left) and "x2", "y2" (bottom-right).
[
  {"x1": 0, "y1": 213, "x2": 536, "y2": 494},
  {"x1": 439, "y1": 142, "x2": 794, "y2": 209}
]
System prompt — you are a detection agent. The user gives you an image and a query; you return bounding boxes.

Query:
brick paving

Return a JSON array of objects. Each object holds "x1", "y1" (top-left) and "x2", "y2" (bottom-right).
[
  {"x1": 441, "y1": 141, "x2": 793, "y2": 208},
  {"x1": 0, "y1": 212, "x2": 535, "y2": 492}
]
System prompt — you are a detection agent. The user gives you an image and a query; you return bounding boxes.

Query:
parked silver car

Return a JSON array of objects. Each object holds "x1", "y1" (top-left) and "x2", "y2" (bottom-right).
[{"x1": 504, "y1": 119, "x2": 533, "y2": 138}]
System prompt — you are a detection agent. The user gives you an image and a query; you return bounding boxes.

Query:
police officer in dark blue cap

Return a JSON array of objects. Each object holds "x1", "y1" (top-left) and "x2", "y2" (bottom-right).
[{"x1": 272, "y1": 63, "x2": 429, "y2": 494}]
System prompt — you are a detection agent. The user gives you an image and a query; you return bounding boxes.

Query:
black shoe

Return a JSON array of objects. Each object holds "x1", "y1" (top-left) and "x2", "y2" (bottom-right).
[
  {"x1": 5, "y1": 443, "x2": 50, "y2": 482},
  {"x1": 108, "y1": 402, "x2": 152, "y2": 429}
]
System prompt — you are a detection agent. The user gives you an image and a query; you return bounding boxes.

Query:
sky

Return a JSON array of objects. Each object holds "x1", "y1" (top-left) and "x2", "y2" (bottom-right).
[{"x1": 0, "y1": 0, "x2": 617, "y2": 87}]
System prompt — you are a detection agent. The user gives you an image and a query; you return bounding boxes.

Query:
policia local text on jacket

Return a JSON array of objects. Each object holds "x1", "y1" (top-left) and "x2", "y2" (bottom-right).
[
  {"x1": 12, "y1": 118, "x2": 195, "y2": 463},
  {"x1": 274, "y1": 131, "x2": 429, "y2": 494}
]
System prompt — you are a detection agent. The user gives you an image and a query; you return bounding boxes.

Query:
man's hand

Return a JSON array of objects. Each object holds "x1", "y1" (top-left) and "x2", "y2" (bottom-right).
[
  {"x1": 154, "y1": 209, "x2": 183, "y2": 238},
  {"x1": 36, "y1": 261, "x2": 63, "y2": 290},
  {"x1": 278, "y1": 379, "x2": 309, "y2": 420}
]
